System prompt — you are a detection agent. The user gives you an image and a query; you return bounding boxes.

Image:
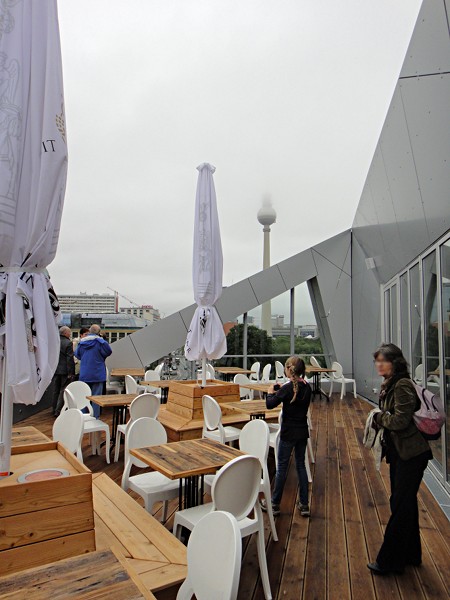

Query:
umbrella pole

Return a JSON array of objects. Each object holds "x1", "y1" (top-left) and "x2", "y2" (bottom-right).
[
  {"x1": 0, "y1": 357, "x2": 13, "y2": 479},
  {"x1": 201, "y1": 358, "x2": 207, "y2": 388}
]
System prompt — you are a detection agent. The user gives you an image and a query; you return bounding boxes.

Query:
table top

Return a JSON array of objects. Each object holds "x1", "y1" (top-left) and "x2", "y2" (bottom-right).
[
  {"x1": 140, "y1": 380, "x2": 177, "y2": 388},
  {"x1": 11, "y1": 426, "x2": 51, "y2": 448},
  {"x1": 111, "y1": 368, "x2": 145, "y2": 378},
  {"x1": 306, "y1": 366, "x2": 335, "y2": 373},
  {"x1": 0, "y1": 550, "x2": 147, "y2": 599},
  {"x1": 223, "y1": 400, "x2": 282, "y2": 416},
  {"x1": 87, "y1": 393, "x2": 138, "y2": 407},
  {"x1": 239, "y1": 382, "x2": 272, "y2": 392},
  {"x1": 430, "y1": 369, "x2": 450, "y2": 376},
  {"x1": 130, "y1": 438, "x2": 244, "y2": 479},
  {"x1": 214, "y1": 367, "x2": 255, "y2": 375}
]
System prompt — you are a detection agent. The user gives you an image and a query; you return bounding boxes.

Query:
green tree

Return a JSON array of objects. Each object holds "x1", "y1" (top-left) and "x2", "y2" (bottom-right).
[{"x1": 219, "y1": 324, "x2": 273, "y2": 367}]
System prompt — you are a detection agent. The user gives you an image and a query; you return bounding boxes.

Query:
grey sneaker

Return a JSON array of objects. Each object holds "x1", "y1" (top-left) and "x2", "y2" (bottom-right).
[
  {"x1": 298, "y1": 502, "x2": 310, "y2": 517},
  {"x1": 260, "y1": 499, "x2": 280, "y2": 516}
]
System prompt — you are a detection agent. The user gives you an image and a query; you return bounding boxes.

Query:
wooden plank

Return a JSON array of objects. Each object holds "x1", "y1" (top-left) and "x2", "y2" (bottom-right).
[
  {"x1": 95, "y1": 513, "x2": 132, "y2": 558},
  {"x1": 11, "y1": 427, "x2": 51, "y2": 448},
  {"x1": 113, "y1": 548, "x2": 158, "y2": 600},
  {"x1": 55, "y1": 442, "x2": 92, "y2": 474},
  {"x1": 10, "y1": 440, "x2": 57, "y2": 457},
  {"x1": 138, "y1": 563, "x2": 188, "y2": 593},
  {"x1": 0, "y1": 472, "x2": 92, "y2": 517},
  {"x1": 0, "y1": 500, "x2": 94, "y2": 551},
  {"x1": 0, "y1": 550, "x2": 144, "y2": 600},
  {"x1": 0, "y1": 530, "x2": 95, "y2": 577},
  {"x1": 93, "y1": 474, "x2": 186, "y2": 566}
]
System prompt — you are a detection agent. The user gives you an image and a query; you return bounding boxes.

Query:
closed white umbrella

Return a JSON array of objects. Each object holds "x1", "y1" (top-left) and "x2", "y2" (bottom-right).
[
  {"x1": 185, "y1": 163, "x2": 226, "y2": 386},
  {"x1": 0, "y1": 1, "x2": 68, "y2": 477}
]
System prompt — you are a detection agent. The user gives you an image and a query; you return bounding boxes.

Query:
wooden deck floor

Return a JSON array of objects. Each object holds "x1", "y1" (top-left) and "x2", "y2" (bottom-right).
[{"x1": 18, "y1": 394, "x2": 450, "y2": 600}]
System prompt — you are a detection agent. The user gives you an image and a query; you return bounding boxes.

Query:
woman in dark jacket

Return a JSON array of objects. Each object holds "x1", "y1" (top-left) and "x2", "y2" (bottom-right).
[
  {"x1": 262, "y1": 356, "x2": 312, "y2": 517},
  {"x1": 368, "y1": 343, "x2": 432, "y2": 575}
]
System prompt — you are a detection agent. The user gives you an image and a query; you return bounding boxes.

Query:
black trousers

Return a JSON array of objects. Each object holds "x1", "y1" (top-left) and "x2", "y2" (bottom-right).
[
  {"x1": 377, "y1": 449, "x2": 429, "y2": 570},
  {"x1": 52, "y1": 374, "x2": 71, "y2": 415}
]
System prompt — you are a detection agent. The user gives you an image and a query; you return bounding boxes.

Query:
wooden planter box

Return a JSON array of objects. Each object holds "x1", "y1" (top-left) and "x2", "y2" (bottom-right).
[{"x1": 0, "y1": 442, "x2": 95, "y2": 576}]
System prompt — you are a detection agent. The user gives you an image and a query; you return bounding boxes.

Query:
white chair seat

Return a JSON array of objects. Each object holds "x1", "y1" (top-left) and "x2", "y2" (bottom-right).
[
  {"x1": 204, "y1": 426, "x2": 241, "y2": 444},
  {"x1": 128, "y1": 471, "x2": 179, "y2": 495}
]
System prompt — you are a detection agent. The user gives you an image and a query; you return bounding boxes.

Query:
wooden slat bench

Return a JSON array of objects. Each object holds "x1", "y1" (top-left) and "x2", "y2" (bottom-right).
[{"x1": 92, "y1": 473, "x2": 187, "y2": 599}]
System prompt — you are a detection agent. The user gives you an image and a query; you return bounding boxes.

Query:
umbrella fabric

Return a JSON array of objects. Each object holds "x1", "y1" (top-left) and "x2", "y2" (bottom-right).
[
  {"x1": 185, "y1": 163, "x2": 226, "y2": 361},
  {"x1": 0, "y1": 1, "x2": 67, "y2": 406}
]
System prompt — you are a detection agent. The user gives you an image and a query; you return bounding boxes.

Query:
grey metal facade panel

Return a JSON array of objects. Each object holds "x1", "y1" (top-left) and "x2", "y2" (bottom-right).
[
  {"x1": 248, "y1": 264, "x2": 288, "y2": 304},
  {"x1": 400, "y1": 0, "x2": 450, "y2": 78},
  {"x1": 105, "y1": 332, "x2": 143, "y2": 370},
  {"x1": 276, "y1": 249, "x2": 317, "y2": 289},
  {"x1": 179, "y1": 304, "x2": 197, "y2": 330},
  {"x1": 129, "y1": 312, "x2": 189, "y2": 365},
  {"x1": 399, "y1": 74, "x2": 450, "y2": 241},
  {"x1": 215, "y1": 279, "x2": 259, "y2": 323},
  {"x1": 312, "y1": 229, "x2": 352, "y2": 276}
]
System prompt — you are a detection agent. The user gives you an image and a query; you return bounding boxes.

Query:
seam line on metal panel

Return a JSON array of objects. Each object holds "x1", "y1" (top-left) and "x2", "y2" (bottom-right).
[
  {"x1": 311, "y1": 246, "x2": 351, "y2": 278},
  {"x1": 128, "y1": 335, "x2": 144, "y2": 368},
  {"x1": 276, "y1": 264, "x2": 288, "y2": 290},
  {"x1": 399, "y1": 71, "x2": 450, "y2": 80}
]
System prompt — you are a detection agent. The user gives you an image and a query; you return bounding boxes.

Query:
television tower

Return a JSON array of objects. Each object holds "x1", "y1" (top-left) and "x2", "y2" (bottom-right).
[{"x1": 257, "y1": 200, "x2": 276, "y2": 336}]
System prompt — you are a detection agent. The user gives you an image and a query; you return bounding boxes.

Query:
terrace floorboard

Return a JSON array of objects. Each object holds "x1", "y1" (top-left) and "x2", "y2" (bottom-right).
[{"x1": 17, "y1": 393, "x2": 450, "y2": 600}]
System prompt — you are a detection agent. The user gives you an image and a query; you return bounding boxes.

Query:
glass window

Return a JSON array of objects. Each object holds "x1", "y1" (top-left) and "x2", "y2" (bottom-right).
[
  {"x1": 390, "y1": 284, "x2": 398, "y2": 345},
  {"x1": 410, "y1": 263, "x2": 422, "y2": 379},
  {"x1": 400, "y1": 273, "x2": 410, "y2": 364},
  {"x1": 441, "y1": 240, "x2": 450, "y2": 482},
  {"x1": 423, "y1": 250, "x2": 441, "y2": 467},
  {"x1": 384, "y1": 289, "x2": 391, "y2": 342}
]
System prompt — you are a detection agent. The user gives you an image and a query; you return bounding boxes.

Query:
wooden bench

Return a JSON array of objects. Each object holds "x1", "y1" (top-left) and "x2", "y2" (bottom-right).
[{"x1": 92, "y1": 473, "x2": 187, "y2": 600}]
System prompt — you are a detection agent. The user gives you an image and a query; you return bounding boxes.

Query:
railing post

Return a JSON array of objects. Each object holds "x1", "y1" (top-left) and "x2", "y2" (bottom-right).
[
  {"x1": 243, "y1": 313, "x2": 248, "y2": 370},
  {"x1": 290, "y1": 288, "x2": 295, "y2": 355}
]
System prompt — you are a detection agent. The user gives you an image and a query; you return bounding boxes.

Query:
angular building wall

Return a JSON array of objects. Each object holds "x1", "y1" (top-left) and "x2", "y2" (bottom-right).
[{"x1": 352, "y1": 0, "x2": 450, "y2": 401}]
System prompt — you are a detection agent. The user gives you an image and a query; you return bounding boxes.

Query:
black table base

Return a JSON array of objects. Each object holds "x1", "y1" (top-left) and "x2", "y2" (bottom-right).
[
  {"x1": 310, "y1": 372, "x2": 330, "y2": 402},
  {"x1": 179, "y1": 475, "x2": 205, "y2": 511}
]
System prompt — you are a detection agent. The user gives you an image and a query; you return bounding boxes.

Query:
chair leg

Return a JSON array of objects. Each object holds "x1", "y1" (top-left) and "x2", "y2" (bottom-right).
[
  {"x1": 262, "y1": 480, "x2": 278, "y2": 541},
  {"x1": 104, "y1": 428, "x2": 110, "y2": 464},
  {"x1": 173, "y1": 518, "x2": 182, "y2": 540},
  {"x1": 329, "y1": 379, "x2": 333, "y2": 396},
  {"x1": 307, "y1": 437, "x2": 315, "y2": 464},
  {"x1": 114, "y1": 430, "x2": 122, "y2": 463},
  {"x1": 305, "y1": 452, "x2": 312, "y2": 484},
  {"x1": 162, "y1": 500, "x2": 168, "y2": 522},
  {"x1": 353, "y1": 381, "x2": 357, "y2": 398},
  {"x1": 340, "y1": 381, "x2": 345, "y2": 400},
  {"x1": 255, "y1": 508, "x2": 272, "y2": 600},
  {"x1": 77, "y1": 445, "x2": 84, "y2": 463}
]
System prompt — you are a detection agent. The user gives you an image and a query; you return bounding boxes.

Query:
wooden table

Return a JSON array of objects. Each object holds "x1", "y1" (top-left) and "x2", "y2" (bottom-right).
[
  {"x1": 223, "y1": 399, "x2": 281, "y2": 420},
  {"x1": 214, "y1": 366, "x2": 256, "y2": 381},
  {"x1": 88, "y1": 394, "x2": 138, "y2": 444},
  {"x1": 0, "y1": 549, "x2": 149, "y2": 599},
  {"x1": 306, "y1": 367, "x2": 335, "y2": 401},
  {"x1": 140, "y1": 379, "x2": 177, "y2": 403},
  {"x1": 11, "y1": 426, "x2": 50, "y2": 451},
  {"x1": 239, "y1": 382, "x2": 272, "y2": 397},
  {"x1": 93, "y1": 473, "x2": 186, "y2": 597},
  {"x1": 111, "y1": 368, "x2": 145, "y2": 378},
  {"x1": 131, "y1": 438, "x2": 244, "y2": 509}
]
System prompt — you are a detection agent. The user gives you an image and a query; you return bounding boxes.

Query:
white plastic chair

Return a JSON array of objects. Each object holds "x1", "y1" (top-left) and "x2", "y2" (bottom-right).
[
  {"x1": 202, "y1": 395, "x2": 241, "y2": 445},
  {"x1": 173, "y1": 455, "x2": 272, "y2": 600},
  {"x1": 176, "y1": 511, "x2": 242, "y2": 600},
  {"x1": 269, "y1": 411, "x2": 312, "y2": 483},
  {"x1": 250, "y1": 361, "x2": 261, "y2": 382},
  {"x1": 261, "y1": 364, "x2": 272, "y2": 383},
  {"x1": 204, "y1": 419, "x2": 278, "y2": 541},
  {"x1": 121, "y1": 417, "x2": 180, "y2": 522},
  {"x1": 143, "y1": 369, "x2": 162, "y2": 398},
  {"x1": 233, "y1": 374, "x2": 253, "y2": 400},
  {"x1": 154, "y1": 362, "x2": 164, "y2": 376},
  {"x1": 52, "y1": 408, "x2": 84, "y2": 461},
  {"x1": 274, "y1": 361, "x2": 286, "y2": 383},
  {"x1": 309, "y1": 356, "x2": 331, "y2": 387},
  {"x1": 106, "y1": 367, "x2": 124, "y2": 394},
  {"x1": 64, "y1": 387, "x2": 111, "y2": 463},
  {"x1": 114, "y1": 393, "x2": 160, "y2": 462},
  {"x1": 329, "y1": 361, "x2": 356, "y2": 399},
  {"x1": 206, "y1": 363, "x2": 216, "y2": 379},
  {"x1": 125, "y1": 374, "x2": 146, "y2": 395}
]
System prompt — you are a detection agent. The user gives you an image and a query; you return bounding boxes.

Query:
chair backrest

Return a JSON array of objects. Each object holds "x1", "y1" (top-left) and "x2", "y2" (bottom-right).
[
  {"x1": 122, "y1": 417, "x2": 167, "y2": 486},
  {"x1": 125, "y1": 374, "x2": 139, "y2": 394},
  {"x1": 65, "y1": 381, "x2": 93, "y2": 415},
  {"x1": 202, "y1": 395, "x2": 222, "y2": 431},
  {"x1": 178, "y1": 511, "x2": 241, "y2": 600},
  {"x1": 144, "y1": 369, "x2": 160, "y2": 382},
  {"x1": 233, "y1": 374, "x2": 251, "y2": 399},
  {"x1": 52, "y1": 409, "x2": 84, "y2": 453},
  {"x1": 249, "y1": 361, "x2": 260, "y2": 382},
  {"x1": 129, "y1": 393, "x2": 160, "y2": 420},
  {"x1": 310, "y1": 355, "x2": 321, "y2": 368},
  {"x1": 261, "y1": 364, "x2": 272, "y2": 383},
  {"x1": 206, "y1": 363, "x2": 216, "y2": 380},
  {"x1": 154, "y1": 363, "x2": 164, "y2": 376},
  {"x1": 275, "y1": 360, "x2": 285, "y2": 380},
  {"x1": 239, "y1": 419, "x2": 270, "y2": 467},
  {"x1": 212, "y1": 455, "x2": 262, "y2": 521},
  {"x1": 331, "y1": 361, "x2": 343, "y2": 379},
  {"x1": 414, "y1": 363, "x2": 423, "y2": 383}
]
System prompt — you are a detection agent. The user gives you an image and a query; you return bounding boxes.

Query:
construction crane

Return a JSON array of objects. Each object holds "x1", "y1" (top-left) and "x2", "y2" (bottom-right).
[{"x1": 107, "y1": 287, "x2": 140, "y2": 309}]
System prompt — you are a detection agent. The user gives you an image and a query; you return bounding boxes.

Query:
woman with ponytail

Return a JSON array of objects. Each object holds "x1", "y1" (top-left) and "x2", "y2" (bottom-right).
[{"x1": 262, "y1": 356, "x2": 312, "y2": 517}]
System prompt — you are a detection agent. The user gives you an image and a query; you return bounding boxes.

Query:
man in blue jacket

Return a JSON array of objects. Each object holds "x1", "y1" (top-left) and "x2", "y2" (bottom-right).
[{"x1": 75, "y1": 324, "x2": 112, "y2": 418}]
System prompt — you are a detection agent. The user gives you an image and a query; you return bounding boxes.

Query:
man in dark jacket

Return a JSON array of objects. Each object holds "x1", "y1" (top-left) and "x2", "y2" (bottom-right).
[
  {"x1": 75, "y1": 324, "x2": 112, "y2": 418},
  {"x1": 52, "y1": 326, "x2": 75, "y2": 417}
]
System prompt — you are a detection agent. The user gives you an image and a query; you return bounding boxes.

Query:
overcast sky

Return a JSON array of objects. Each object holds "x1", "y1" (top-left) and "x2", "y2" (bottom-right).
[{"x1": 52, "y1": 0, "x2": 422, "y2": 324}]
